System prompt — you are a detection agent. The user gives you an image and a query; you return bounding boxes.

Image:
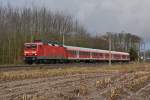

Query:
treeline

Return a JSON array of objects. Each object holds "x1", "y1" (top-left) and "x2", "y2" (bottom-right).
[
  {"x1": 0, "y1": 6, "x2": 142, "y2": 64},
  {"x1": 0, "y1": 6, "x2": 88, "y2": 64},
  {"x1": 65, "y1": 32, "x2": 141, "y2": 51}
]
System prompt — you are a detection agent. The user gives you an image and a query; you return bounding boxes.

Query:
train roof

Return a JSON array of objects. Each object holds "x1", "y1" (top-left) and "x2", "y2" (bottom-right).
[
  {"x1": 25, "y1": 42, "x2": 43, "y2": 45},
  {"x1": 24, "y1": 42, "x2": 129, "y2": 55},
  {"x1": 64, "y1": 45, "x2": 129, "y2": 55}
]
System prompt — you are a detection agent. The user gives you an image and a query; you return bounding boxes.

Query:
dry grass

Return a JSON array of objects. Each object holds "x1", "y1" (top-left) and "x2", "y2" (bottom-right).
[
  {"x1": 0, "y1": 63, "x2": 150, "y2": 82},
  {"x1": 73, "y1": 83, "x2": 89, "y2": 96},
  {"x1": 15, "y1": 94, "x2": 47, "y2": 100},
  {"x1": 1, "y1": 63, "x2": 150, "y2": 100},
  {"x1": 96, "y1": 77, "x2": 112, "y2": 89},
  {"x1": 100, "y1": 65, "x2": 150, "y2": 99},
  {"x1": 124, "y1": 74, "x2": 150, "y2": 92},
  {"x1": 108, "y1": 86, "x2": 123, "y2": 100}
]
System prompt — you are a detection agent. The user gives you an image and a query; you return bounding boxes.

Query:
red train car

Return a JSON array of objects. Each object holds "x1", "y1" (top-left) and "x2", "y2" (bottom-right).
[{"x1": 24, "y1": 40, "x2": 130, "y2": 64}]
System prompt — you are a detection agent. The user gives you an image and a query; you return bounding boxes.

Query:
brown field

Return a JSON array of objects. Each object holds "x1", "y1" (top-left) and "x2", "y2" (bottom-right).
[{"x1": 0, "y1": 63, "x2": 150, "y2": 100}]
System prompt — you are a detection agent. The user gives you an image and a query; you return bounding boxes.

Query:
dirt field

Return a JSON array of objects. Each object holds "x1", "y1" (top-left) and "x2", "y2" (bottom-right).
[{"x1": 0, "y1": 63, "x2": 150, "y2": 100}]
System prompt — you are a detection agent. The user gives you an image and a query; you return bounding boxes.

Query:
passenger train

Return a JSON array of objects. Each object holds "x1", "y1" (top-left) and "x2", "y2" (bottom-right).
[{"x1": 24, "y1": 40, "x2": 130, "y2": 64}]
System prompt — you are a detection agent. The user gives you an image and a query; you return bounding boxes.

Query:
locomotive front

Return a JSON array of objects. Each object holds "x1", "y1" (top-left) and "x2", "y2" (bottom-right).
[{"x1": 24, "y1": 43, "x2": 38, "y2": 64}]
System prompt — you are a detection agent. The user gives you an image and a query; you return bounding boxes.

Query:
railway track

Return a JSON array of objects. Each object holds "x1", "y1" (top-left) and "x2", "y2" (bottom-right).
[
  {"x1": 0, "y1": 64, "x2": 66, "y2": 72},
  {"x1": 0, "y1": 62, "x2": 131, "y2": 72},
  {"x1": 0, "y1": 63, "x2": 109, "y2": 72}
]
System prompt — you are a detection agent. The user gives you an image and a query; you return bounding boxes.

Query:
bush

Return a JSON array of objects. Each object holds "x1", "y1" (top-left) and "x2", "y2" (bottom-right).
[{"x1": 129, "y1": 48, "x2": 139, "y2": 61}]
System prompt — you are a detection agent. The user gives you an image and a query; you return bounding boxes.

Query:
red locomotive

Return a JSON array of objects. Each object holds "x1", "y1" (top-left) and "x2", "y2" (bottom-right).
[{"x1": 24, "y1": 40, "x2": 130, "y2": 64}]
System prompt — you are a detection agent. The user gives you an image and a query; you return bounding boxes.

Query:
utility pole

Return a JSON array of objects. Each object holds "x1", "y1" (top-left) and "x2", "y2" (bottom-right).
[
  {"x1": 144, "y1": 42, "x2": 146, "y2": 62},
  {"x1": 102, "y1": 32, "x2": 112, "y2": 66},
  {"x1": 108, "y1": 32, "x2": 112, "y2": 66},
  {"x1": 62, "y1": 32, "x2": 65, "y2": 46},
  {"x1": 138, "y1": 43, "x2": 140, "y2": 63},
  {"x1": 60, "y1": 31, "x2": 65, "y2": 46},
  {"x1": 141, "y1": 41, "x2": 146, "y2": 62}
]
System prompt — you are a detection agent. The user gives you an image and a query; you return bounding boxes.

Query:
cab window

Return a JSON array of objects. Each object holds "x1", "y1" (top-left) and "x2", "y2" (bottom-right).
[{"x1": 25, "y1": 44, "x2": 37, "y2": 50}]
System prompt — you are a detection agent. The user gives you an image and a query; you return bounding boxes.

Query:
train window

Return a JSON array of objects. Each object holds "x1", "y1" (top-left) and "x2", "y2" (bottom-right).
[
  {"x1": 25, "y1": 44, "x2": 37, "y2": 50},
  {"x1": 111, "y1": 54, "x2": 114, "y2": 58},
  {"x1": 97, "y1": 53, "x2": 103, "y2": 57},
  {"x1": 69, "y1": 50, "x2": 76, "y2": 55},
  {"x1": 114, "y1": 54, "x2": 121, "y2": 59},
  {"x1": 80, "y1": 51, "x2": 90, "y2": 56},
  {"x1": 99, "y1": 53, "x2": 103, "y2": 57},
  {"x1": 80, "y1": 52, "x2": 84, "y2": 55},
  {"x1": 105, "y1": 54, "x2": 109, "y2": 57},
  {"x1": 122, "y1": 55, "x2": 126, "y2": 59},
  {"x1": 92, "y1": 53, "x2": 97, "y2": 56}
]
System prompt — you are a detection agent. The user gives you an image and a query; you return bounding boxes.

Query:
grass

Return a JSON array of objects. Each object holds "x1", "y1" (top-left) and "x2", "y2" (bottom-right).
[{"x1": 0, "y1": 63, "x2": 150, "y2": 82}]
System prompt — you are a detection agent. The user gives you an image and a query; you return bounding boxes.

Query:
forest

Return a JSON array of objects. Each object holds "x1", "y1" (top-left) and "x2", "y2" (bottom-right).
[{"x1": 0, "y1": 6, "x2": 142, "y2": 64}]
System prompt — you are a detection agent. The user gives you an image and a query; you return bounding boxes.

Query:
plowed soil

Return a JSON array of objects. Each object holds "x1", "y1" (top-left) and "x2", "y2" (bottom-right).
[{"x1": 0, "y1": 64, "x2": 150, "y2": 100}]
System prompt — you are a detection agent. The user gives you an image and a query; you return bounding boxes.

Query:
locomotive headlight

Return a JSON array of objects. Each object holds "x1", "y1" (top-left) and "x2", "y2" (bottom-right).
[
  {"x1": 24, "y1": 51, "x2": 37, "y2": 56},
  {"x1": 32, "y1": 51, "x2": 37, "y2": 56},
  {"x1": 32, "y1": 51, "x2": 37, "y2": 54}
]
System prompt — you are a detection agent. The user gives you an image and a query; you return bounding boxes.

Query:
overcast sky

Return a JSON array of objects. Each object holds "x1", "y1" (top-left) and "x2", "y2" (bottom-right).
[{"x1": 1, "y1": 0, "x2": 150, "y2": 48}]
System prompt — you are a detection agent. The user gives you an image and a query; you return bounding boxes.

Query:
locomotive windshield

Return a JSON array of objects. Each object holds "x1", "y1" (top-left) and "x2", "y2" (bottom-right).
[{"x1": 25, "y1": 44, "x2": 37, "y2": 50}]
